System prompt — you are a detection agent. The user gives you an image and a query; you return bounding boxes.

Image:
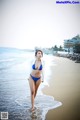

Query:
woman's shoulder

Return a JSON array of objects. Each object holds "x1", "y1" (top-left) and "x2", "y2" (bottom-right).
[{"x1": 41, "y1": 59, "x2": 45, "y2": 66}]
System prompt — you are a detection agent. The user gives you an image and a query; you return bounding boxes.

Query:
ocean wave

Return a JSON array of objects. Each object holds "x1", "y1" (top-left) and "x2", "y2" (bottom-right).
[
  {"x1": 0, "y1": 58, "x2": 14, "y2": 62},
  {"x1": 15, "y1": 95, "x2": 62, "y2": 120}
]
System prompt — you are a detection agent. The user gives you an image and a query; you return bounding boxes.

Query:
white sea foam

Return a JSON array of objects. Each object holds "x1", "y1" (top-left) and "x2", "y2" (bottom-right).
[{"x1": 15, "y1": 95, "x2": 62, "y2": 120}]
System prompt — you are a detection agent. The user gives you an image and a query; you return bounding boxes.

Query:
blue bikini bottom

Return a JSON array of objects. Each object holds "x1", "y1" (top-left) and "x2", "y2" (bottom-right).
[{"x1": 30, "y1": 74, "x2": 41, "y2": 82}]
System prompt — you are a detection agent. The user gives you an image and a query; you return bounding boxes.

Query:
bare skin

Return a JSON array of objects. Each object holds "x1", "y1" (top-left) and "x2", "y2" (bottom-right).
[
  {"x1": 29, "y1": 77, "x2": 41, "y2": 111},
  {"x1": 28, "y1": 51, "x2": 44, "y2": 111}
]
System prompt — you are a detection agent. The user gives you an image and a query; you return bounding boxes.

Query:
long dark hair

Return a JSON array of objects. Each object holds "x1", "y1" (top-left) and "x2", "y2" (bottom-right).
[{"x1": 35, "y1": 49, "x2": 43, "y2": 56}]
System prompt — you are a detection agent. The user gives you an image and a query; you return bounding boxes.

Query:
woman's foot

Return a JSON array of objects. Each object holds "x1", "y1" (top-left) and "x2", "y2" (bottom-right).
[
  {"x1": 29, "y1": 107, "x2": 34, "y2": 112},
  {"x1": 30, "y1": 107, "x2": 36, "y2": 112}
]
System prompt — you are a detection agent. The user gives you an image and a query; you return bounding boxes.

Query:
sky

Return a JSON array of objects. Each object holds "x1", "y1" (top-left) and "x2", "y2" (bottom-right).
[{"x1": 0, "y1": 0, "x2": 80, "y2": 49}]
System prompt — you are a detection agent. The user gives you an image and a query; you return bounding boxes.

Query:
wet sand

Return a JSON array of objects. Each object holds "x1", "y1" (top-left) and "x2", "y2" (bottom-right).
[{"x1": 42, "y1": 56, "x2": 80, "y2": 120}]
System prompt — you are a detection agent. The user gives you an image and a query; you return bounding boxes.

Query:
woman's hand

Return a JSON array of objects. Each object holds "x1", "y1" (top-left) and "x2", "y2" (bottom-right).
[{"x1": 41, "y1": 80, "x2": 44, "y2": 82}]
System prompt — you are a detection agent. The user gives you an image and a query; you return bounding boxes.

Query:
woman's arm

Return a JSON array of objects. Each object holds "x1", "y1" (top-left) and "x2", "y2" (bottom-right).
[
  {"x1": 41, "y1": 69, "x2": 44, "y2": 82},
  {"x1": 41, "y1": 60, "x2": 45, "y2": 82}
]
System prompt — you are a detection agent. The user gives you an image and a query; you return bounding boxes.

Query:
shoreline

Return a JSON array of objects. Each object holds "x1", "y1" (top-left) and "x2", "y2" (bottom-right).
[{"x1": 42, "y1": 56, "x2": 80, "y2": 120}]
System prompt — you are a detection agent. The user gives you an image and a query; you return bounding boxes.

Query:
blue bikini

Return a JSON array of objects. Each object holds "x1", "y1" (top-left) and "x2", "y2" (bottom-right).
[
  {"x1": 30, "y1": 63, "x2": 43, "y2": 82},
  {"x1": 32, "y1": 63, "x2": 42, "y2": 70},
  {"x1": 30, "y1": 74, "x2": 41, "y2": 82}
]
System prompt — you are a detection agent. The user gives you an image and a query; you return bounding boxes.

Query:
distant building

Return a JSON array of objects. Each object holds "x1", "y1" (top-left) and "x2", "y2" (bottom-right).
[{"x1": 64, "y1": 35, "x2": 80, "y2": 53}]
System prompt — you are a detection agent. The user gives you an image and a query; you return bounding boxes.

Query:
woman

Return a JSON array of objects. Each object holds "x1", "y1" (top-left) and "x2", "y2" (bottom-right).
[{"x1": 28, "y1": 50, "x2": 44, "y2": 111}]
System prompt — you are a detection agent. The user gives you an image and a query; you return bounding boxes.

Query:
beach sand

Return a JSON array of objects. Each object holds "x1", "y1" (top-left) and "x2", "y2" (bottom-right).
[{"x1": 42, "y1": 56, "x2": 80, "y2": 120}]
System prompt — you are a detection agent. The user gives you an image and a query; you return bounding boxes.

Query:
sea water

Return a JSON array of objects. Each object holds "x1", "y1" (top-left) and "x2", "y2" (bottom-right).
[{"x1": 0, "y1": 50, "x2": 62, "y2": 120}]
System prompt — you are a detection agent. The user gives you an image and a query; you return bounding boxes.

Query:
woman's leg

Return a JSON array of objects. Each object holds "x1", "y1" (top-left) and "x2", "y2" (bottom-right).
[
  {"x1": 34, "y1": 79, "x2": 41, "y2": 98},
  {"x1": 29, "y1": 77, "x2": 36, "y2": 111}
]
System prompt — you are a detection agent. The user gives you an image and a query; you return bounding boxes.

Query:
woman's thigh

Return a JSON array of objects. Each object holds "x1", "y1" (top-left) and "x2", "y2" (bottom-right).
[
  {"x1": 29, "y1": 76, "x2": 35, "y2": 92},
  {"x1": 35, "y1": 79, "x2": 41, "y2": 90}
]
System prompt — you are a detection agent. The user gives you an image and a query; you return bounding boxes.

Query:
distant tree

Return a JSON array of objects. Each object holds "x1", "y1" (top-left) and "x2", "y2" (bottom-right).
[
  {"x1": 73, "y1": 44, "x2": 80, "y2": 53},
  {"x1": 58, "y1": 45, "x2": 63, "y2": 51},
  {"x1": 53, "y1": 45, "x2": 58, "y2": 53}
]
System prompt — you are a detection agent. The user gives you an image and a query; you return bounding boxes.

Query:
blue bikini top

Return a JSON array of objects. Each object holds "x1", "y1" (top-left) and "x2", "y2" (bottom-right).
[{"x1": 32, "y1": 63, "x2": 43, "y2": 70}]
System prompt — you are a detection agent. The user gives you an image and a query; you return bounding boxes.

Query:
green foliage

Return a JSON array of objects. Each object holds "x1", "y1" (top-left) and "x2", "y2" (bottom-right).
[
  {"x1": 53, "y1": 45, "x2": 58, "y2": 51},
  {"x1": 51, "y1": 45, "x2": 63, "y2": 51},
  {"x1": 58, "y1": 45, "x2": 63, "y2": 51},
  {"x1": 73, "y1": 44, "x2": 80, "y2": 53}
]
